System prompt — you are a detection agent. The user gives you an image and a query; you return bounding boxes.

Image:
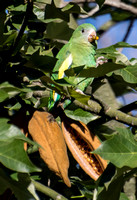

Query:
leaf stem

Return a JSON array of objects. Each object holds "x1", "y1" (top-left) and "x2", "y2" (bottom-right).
[{"x1": 31, "y1": 179, "x2": 68, "y2": 200}]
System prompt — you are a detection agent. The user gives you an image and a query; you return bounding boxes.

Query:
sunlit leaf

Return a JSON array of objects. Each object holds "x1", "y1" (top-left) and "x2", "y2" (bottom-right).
[
  {"x1": 0, "y1": 82, "x2": 31, "y2": 99},
  {"x1": 64, "y1": 108, "x2": 98, "y2": 124},
  {"x1": 115, "y1": 64, "x2": 137, "y2": 83},
  {"x1": 94, "y1": 128, "x2": 137, "y2": 168}
]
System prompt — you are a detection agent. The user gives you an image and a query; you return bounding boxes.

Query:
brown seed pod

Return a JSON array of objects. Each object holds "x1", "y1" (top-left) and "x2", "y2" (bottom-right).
[
  {"x1": 61, "y1": 117, "x2": 107, "y2": 181},
  {"x1": 28, "y1": 111, "x2": 71, "y2": 187}
]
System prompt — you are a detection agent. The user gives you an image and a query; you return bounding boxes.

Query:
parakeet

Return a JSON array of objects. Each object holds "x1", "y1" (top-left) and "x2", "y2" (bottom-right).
[{"x1": 49, "y1": 23, "x2": 99, "y2": 110}]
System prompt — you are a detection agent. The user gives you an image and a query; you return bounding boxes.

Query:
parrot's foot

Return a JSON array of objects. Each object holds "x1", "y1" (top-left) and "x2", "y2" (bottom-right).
[
  {"x1": 96, "y1": 56, "x2": 108, "y2": 67},
  {"x1": 75, "y1": 89, "x2": 85, "y2": 95}
]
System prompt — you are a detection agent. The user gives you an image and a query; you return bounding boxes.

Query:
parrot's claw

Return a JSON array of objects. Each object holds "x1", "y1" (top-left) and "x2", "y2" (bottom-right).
[
  {"x1": 75, "y1": 89, "x2": 85, "y2": 95},
  {"x1": 96, "y1": 56, "x2": 108, "y2": 67}
]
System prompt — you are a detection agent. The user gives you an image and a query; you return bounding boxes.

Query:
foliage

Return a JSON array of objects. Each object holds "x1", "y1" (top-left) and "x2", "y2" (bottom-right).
[{"x1": 0, "y1": 0, "x2": 137, "y2": 199}]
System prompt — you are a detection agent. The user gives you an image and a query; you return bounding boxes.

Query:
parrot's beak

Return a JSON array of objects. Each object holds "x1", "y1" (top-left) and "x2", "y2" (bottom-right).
[{"x1": 88, "y1": 32, "x2": 99, "y2": 43}]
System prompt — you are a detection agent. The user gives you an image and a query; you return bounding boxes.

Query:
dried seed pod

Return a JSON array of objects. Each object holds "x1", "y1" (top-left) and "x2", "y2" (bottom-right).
[
  {"x1": 61, "y1": 117, "x2": 107, "y2": 181},
  {"x1": 28, "y1": 111, "x2": 71, "y2": 187}
]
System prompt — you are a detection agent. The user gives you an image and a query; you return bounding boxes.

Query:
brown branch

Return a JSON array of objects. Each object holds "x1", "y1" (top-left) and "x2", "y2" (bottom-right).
[
  {"x1": 73, "y1": 98, "x2": 137, "y2": 126},
  {"x1": 105, "y1": 0, "x2": 137, "y2": 15},
  {"x1": 74, "y1": 0, "x2": 137, "y2": 18},
  {"x1": 80, "y1": 4, "x2": 99, "y2": 18}
]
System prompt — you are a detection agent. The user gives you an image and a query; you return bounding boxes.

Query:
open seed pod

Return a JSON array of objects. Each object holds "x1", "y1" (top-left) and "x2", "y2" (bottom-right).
[{"x1": 61, "y1": 116, "x2": 107, "y2": 181}]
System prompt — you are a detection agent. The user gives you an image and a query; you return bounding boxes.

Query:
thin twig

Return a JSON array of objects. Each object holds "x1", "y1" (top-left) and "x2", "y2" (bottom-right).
[
  {"x1": 31, "y1": 179, "x2": 68, "y2": 200},
  {"x1": 118, "y1": 19, "x2": 135, "y2": 52},
  {"x1": 123, "y1": 19, "x2": 134, "y2": 42}
]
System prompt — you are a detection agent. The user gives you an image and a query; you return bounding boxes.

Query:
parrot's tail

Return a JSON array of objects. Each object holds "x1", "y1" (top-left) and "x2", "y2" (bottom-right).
[{"x1": 48, "y1": 90, "x2": 60, "y2": 111}]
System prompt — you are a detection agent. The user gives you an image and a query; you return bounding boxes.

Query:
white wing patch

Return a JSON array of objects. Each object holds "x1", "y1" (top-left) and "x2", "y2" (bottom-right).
[{"x1": 58, "y1": 54, "x2": 72, "y2": 79}]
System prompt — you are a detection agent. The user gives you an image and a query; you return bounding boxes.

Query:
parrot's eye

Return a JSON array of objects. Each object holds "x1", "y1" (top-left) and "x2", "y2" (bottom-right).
[{"x1": 81, "y1": 28, "x2": 85, "y2": 33}]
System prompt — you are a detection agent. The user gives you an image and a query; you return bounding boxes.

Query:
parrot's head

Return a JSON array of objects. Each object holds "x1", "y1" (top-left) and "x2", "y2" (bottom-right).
[{"x1": 71, "y1": 23, "x2": 99, "y2": 47}]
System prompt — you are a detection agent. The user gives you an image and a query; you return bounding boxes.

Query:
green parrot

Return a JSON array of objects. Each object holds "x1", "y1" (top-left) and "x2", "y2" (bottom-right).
[{"x1": 48, "y1": 23, "x2": 99, "y2": 110}]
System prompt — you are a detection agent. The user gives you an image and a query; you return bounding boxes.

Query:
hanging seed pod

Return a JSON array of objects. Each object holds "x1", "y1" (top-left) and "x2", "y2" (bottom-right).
[
  {"x1": 61, "y1": 117, "x2": 107, "y2": 181},
  {"x1": 28, "y1": 111, "x2": 71, "y2": 187}
]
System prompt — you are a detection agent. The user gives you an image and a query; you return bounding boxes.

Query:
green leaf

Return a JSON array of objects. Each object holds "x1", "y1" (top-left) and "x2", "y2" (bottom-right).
[
  {"x1": 0, "y1": 118, "x2": 40, "y2": 173},
  {"x1": 0, "y1": 139, "x2": 40, "y2": 173},
  {"x1": 111, "y1": 11, "x2": 131, "y2": 21},
  {"x1": 119, "y1": 193, "x2": 130, "y2": 200},
  {"x1": 97, "y1": 48, "x2": 130, "y2": 66},
  {"x1": 45, "y1": 2, "x2": 69, "y2": 22},
  {"x1": 94, "y1": 128, "x2": 137, "y2": 168},
  {"x1": 68, "y1": 88, "x2": 91, "y2": 104},
  {"x1": 113, "y1": 42, "x2": 137, "y2": 49},
  {"x1": 45, "y1": 21, "x2": 74, "y2": 41},
  {"x1": 8, "y1": 4, "x2": 27, "y2": 12},
  {"x1": 2, "y1": 30, "x2": 17, "y2": 47},
  {"x1": 33, "y1": 6, "x2": 45, "y2": 20},
  {"x1": 0, "y1": 89, "x2": 9, "y2": 102},
  {"x1": 64, "y1": 108, "x2": 98, "y2": 124},
  {"x1": 115, "y1": 64, "x2": 137, "y2": 83},
  {"x1": 35, "y1": 0, "x2": 51, "y2": 3},
  {"x1": 97, "y1": 171, "x2": 124, "y2": 200},
  {"x1": 0, "y1": 82, "x2": 32, "y2": 100},
  {"x1": 25, "y1": 49, "x2": 57, "y2": 73},
  {"x1": 0, "y1": 169, "x2": 40, "y2": 200},
  {"x1": 66, "y1": 63, "x2": 125, "y2": 78},
  {"x1": 62, "y1": 2, "x2": 87, "y2": 14}
]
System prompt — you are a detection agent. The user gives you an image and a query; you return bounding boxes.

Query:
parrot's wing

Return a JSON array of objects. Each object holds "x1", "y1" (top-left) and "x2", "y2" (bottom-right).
[
  {"x1": 58, "y1": 53, "x2": 72, "y2": 79},
  {"x1": 49, "y1": 43, "x2": 72, "y2": 110},
  {"x1": 53, "y1": 43, "x2": 72, "y2": 80}
]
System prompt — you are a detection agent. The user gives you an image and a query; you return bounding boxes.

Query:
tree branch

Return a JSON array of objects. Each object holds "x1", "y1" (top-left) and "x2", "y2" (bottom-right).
[
  {"x1": 80, "y1": 4, "x2": 99, "y2": 18},
  {"x1": 31, "y1": 179, "x2": 68, "y2": 200},
  {"x1": 74, "y1": 98, "x2": 137, "y2": 126},
  {"x1": 11, "y1": 0, "x2": 33, "y2": 55},
  {"x1": 75, "y1": 0, "x2": 137, "y2": 18}
]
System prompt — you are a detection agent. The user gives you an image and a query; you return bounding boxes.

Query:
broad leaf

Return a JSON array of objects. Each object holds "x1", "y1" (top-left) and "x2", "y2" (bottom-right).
[
  {"x1": 0, "y1": 169, "x2": 39, "y2": 200},
  {"x1": 25, "y1": 49, "x2": 57, "y2": 73},
  {"x1": 113, "y1": 42, "x2": 137, "y2": 49},
  {"x1": 45, "y1": 2, "x2": 69, "y2": 22},
  {"x1": 97, "y1": 49, "x2": 130, "y2": 66},
  {"x1": 64, "y1": 108, "x2": 98, "y2": 124},
  {"x1": 66, "y1": 63, "x2": 125, "y2": 78},
  {"x1": 45, "y1": 21, "x2": 74, "y2": 41},
  {"x1": 0, "y1": 118, "x2": 40, "y2": 173},
  {"x1": 115, "y1": 64, "x2": 137, "y2": 83},
  {"x1": 0, "y1": 139, "x2": 40, "y2": 173},
  {"x1": 94, "y1": 128, "x2": 137, "y2": 168},
  {"x1": 120, "y1": 192, "x2": 130, "y2": 200},
  {"x1": 0, "y1": 82, "x2": 31, "y2": 100},
  {"x1": 62, "y1": 2, "x2": 87, "y2": 14}
]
